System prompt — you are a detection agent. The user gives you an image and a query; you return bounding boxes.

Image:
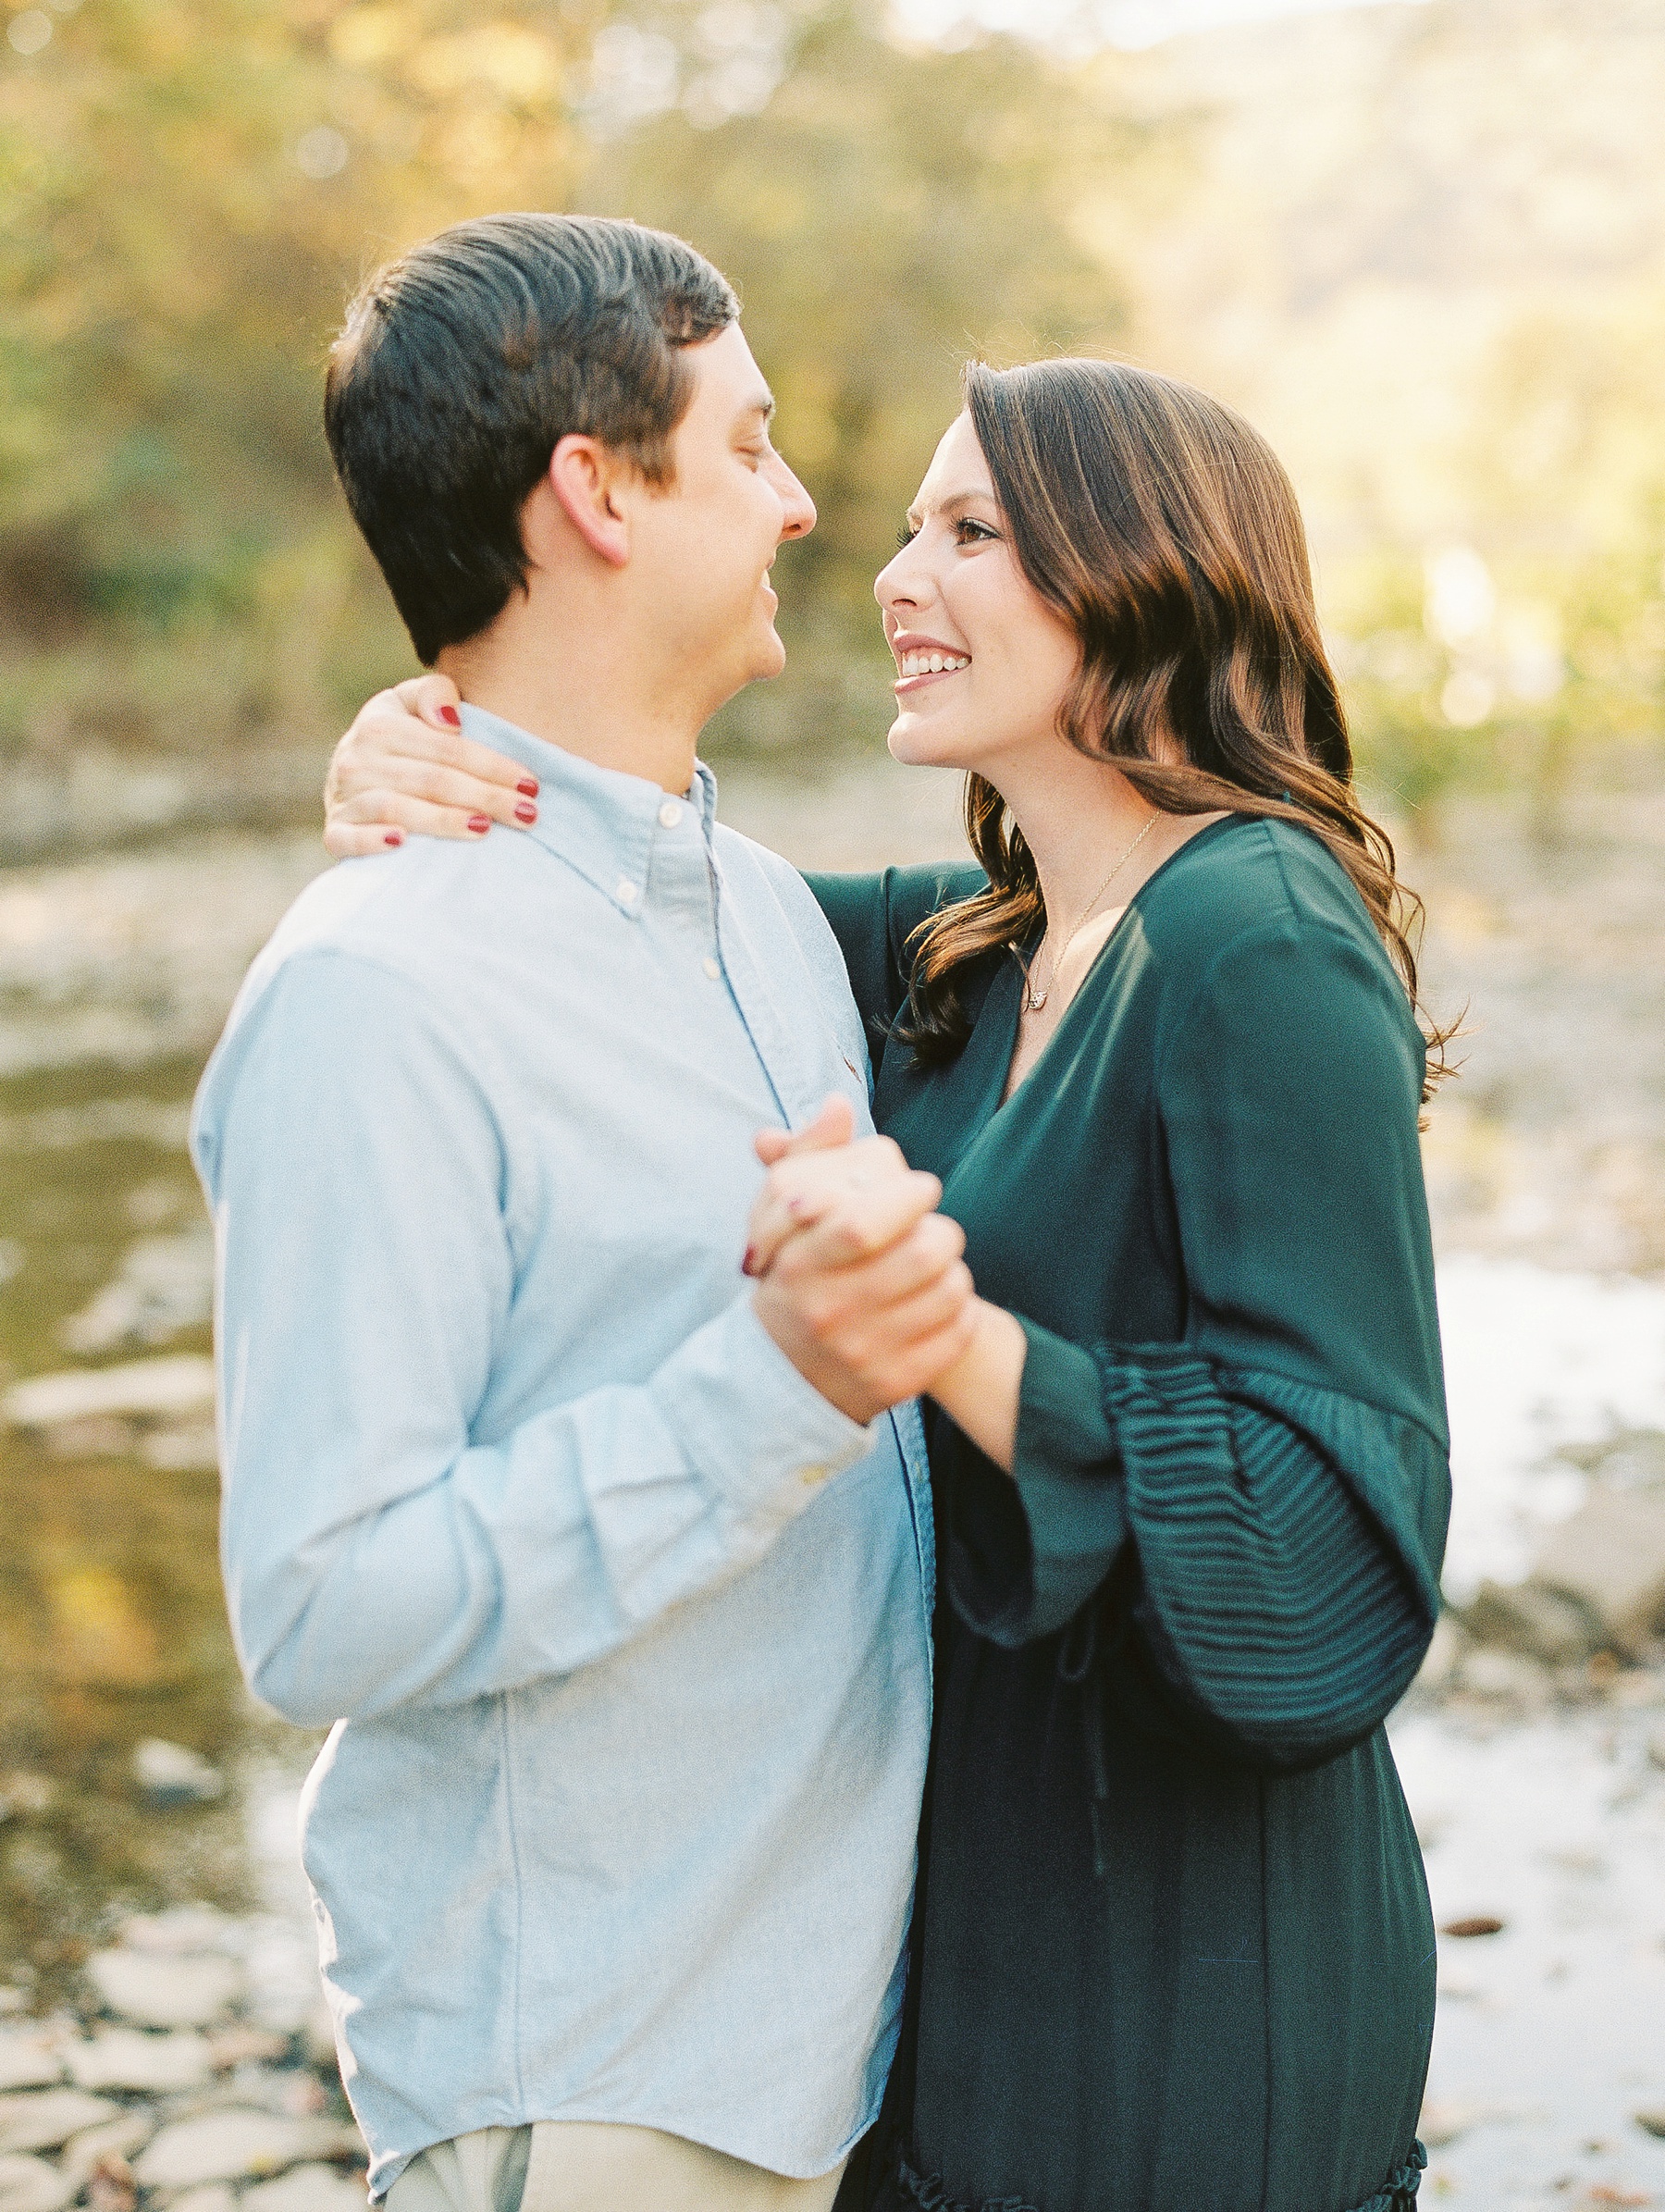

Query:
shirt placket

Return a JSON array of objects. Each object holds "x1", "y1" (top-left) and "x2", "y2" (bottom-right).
[{"x1": 709, "y1": 887, "x2": 832, "y2": 1136}]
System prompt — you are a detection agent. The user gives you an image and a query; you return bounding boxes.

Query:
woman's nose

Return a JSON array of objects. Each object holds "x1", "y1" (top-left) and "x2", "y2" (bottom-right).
[{"x1": 875, "y1": 546, "x2": 922, "y2": 613}]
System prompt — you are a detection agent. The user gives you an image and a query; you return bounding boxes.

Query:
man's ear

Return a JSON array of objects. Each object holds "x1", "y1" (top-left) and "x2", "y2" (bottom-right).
[{"x1": 543, "y1": 433, "x2": 632, "y2": 569}]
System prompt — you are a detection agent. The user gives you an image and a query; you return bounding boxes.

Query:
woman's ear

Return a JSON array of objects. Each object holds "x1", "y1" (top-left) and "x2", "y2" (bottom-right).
[{"x1": 540, "y1": 434, "x2": 633, "y2": 569}]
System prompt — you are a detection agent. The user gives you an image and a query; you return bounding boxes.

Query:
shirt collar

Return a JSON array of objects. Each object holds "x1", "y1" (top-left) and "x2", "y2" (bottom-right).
[{"x1": 458, "y1": 704, "x2": 720, "y2": 918}]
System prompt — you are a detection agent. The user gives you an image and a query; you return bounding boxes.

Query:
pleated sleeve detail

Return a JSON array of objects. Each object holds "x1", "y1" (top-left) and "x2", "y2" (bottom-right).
[
  {"x1": 1099, "y1": 1349, "x2": 1446, "y2": 1772},
  {"x1": 943, "y1": 889, "x2": 1450, "y2": 1773}
]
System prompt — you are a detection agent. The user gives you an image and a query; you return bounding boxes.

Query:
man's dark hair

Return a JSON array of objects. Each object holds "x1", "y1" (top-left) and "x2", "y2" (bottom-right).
[{"x1": 324, "y1": 214, "x2": 738, "y2": 663}]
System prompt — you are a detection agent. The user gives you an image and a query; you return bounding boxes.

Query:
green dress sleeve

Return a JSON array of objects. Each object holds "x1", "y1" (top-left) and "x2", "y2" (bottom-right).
[
  {"x1": 945, "y1": 914, "x2": 1451, "y2": 1776},
  {"x1": 804, "y1": 863, "x2": 986, "y2": 1057}
]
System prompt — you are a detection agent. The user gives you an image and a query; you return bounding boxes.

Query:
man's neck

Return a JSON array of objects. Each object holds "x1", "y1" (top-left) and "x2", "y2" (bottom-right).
[{"x1": 438, "y1": 630, "x2": 706, "y2": 797}]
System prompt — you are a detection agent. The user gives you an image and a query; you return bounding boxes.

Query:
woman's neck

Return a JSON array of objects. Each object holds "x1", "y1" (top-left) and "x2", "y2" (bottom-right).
[{"x1": 991, "y1": 742, "x2": 1160, "y2": 929}]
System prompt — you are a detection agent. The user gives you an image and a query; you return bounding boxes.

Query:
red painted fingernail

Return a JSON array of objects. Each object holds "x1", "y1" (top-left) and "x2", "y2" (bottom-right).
[
  {"x1": 437, "y1": 704, "x2": 462, "y2": 728},
  {"x1": 741, "y1": 1245, "x2": 758, "y2": 1278},
  {"x1": 514, "y1": 800, "x2": 537, "y2": 824},
  {"x1": 467, "y1": 814, "x2": 490, "y2": 834},
  {"x1": 384, "y1": 831, "x2": 404, "y2": 848},
  {"x1": 516, "y1": 777, "x2": 539, "y2": 798}
]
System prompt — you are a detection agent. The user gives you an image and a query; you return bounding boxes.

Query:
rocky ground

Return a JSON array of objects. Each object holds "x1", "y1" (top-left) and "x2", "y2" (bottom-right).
[
  {"x1": 0, "y1": 1897, "x2": 361, "y2": 2212},
  {"x1": 1, "y1": 754, "x2": 1664, "y2": 2211}
]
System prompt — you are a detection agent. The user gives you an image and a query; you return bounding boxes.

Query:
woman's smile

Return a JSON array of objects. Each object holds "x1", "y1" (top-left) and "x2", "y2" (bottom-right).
[{"x1": 892, "y1": 630, "x2": 972, "y2": 693}]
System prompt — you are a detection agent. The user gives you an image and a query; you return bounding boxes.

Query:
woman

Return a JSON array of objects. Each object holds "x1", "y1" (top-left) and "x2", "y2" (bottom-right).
[{"x1": 324, "y1": 359, "x2": 1449, "y2": 2212}]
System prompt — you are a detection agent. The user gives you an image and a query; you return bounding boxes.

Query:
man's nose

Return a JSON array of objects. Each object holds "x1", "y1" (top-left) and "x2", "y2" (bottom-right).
[{"x1": 770, "y1": 454, "x2": 817, "y2": 540}]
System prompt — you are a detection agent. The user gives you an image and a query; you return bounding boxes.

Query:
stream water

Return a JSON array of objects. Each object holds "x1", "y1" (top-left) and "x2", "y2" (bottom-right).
[{"x1": 1, "y1": 758, "x2": 1661, "y2": 2211}]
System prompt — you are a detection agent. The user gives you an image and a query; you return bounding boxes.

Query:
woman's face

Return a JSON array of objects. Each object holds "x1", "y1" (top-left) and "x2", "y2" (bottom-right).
[{"x1": 874, "y1": 411, "x2": 1080, "y2": 779}]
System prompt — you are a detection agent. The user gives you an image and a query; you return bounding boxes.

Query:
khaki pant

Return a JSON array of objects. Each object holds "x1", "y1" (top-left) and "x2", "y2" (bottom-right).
[{"x1": 383, "y1": 2120, "x2": 846, "y2": 2212}]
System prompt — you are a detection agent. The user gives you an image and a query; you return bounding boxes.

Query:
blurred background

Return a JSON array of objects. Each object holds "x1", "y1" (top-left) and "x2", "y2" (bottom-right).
[{"x1": 1, "y1": 2, "x2": 1664, "y2": 2208}]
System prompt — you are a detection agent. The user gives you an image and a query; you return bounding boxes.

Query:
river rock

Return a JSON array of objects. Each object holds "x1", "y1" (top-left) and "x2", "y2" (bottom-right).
[
  {"x1": 1, "y1": 1356, "x2": 216, "y2": 1433},
  {"x1": 300, "y1": 2007, "x2": 337, "y2": 2076},
  {"x1": 241, "y1": 2165, "x2": 366, "y2": 2212},
  {"x1": 1462, "y1": 1577, "x2": 1599, "y2": 1665},
  {"x1": 132, "y1": 2112, "x2": 363, "y2": 2193},
  {"x1": 0, "y1": 2091, "x2": 118, "y2": 2155},
  {"x1": 0, "y1": 1779, "x2": 52, "y2": 1823},
  {"x1": 59, "y1": 2112, "x2": 156, "y2": 2191},
  {"x1": 86, "y1": 1950, "x2": 243, "y2": 2031},
  {"x1": 1455, "y1": 1647, "x2": 1553, "y2": 1706},
  {"x1": 0, "y1": 2037, "x2": 61, "y2": 2095},
  {"x1": 140, "y1": 1425, "x2": 220, "y2": 1472},
  {"x1": 219, "y1": 2070, "x2": 327, "y2": 2120},
  {"x1": 66, "y1": 2029, "x2": 211, "y2": 2095},
  {"x1": 0, "y1": 2155, "x2": 70, "y2": 2212},
  {"x1": 1418, "y1": 2099, "x2": 1484, "y2": 2148},
  {"x1": 1531, "y1": 1486, "x2": 1665, "y2": 1656},
  {"x1": 117, "y1": 1908, "x2": 239, "y2": 1958},
  {"x1": 131, "y1": 1742, "x2": 224, "y2": 1810},
  {"x1": 166, "y1": 2189, "x2": 235, "y2": 2212},
  {"x1": 204, "y1": 2028, "x2": 289, "y2": 2072},
  {"x1": 1412, "y1": 1613, "x2": 1465, "y2": 1693}
]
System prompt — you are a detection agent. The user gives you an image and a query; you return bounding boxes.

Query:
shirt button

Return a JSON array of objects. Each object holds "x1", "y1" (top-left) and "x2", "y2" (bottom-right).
[
  {"x1": 615, "y1": 876, "x2": 638, "y2": 905},
  {"x1": 702, "y1": 957, "x2": 722, "y2": 981},
  {"x1": 659, "y1": 801, "x2": 683, "y2": 829}
]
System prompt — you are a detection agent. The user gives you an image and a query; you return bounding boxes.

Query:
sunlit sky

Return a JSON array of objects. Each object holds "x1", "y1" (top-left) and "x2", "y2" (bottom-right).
[{"x1": 889, "y1": 0, "x2": 1431, "y2": 51}]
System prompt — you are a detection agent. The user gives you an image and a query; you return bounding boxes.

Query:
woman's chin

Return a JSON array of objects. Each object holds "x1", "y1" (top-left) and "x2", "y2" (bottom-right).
[{"x1": 887, "y1": 711, "x2": 972, "y2": 770}]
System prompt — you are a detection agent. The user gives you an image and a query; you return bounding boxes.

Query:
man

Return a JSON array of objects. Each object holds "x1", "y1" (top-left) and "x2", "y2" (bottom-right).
[{"x1": 193, "y1": 215, "x2": 971, "y2": 2212}]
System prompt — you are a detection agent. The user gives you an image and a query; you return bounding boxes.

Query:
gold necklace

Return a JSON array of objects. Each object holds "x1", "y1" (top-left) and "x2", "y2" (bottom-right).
[{"x1": 1023, "y1": 813, "x2": 1161, "y2": 1013}]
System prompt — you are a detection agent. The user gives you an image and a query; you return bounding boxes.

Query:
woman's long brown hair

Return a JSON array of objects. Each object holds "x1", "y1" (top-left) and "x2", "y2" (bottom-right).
[{"x1": 897, "y1": 358, "x2": 1451, "y2": 1098}]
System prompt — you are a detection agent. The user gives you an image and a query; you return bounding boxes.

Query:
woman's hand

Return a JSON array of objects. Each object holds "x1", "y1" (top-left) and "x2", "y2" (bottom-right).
[
  {"x1": 753, "y1": 1097, "x2": 1026, "y2": 1462},
  {"x1": 323, "y1": 673, "x2": 540, "y2": 858},
  {"x1": 746, "y1": 1099, "x2": 980, "y2": 1426}
]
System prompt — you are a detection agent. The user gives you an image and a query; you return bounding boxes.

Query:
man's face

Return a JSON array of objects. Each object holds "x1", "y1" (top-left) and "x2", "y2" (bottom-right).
[{"x1": 623, "y1": 322, "x2": 816, "y2": 720}]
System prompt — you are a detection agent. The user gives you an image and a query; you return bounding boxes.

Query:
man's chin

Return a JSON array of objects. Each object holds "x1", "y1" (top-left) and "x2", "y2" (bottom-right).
[
  {"x1": 747, "y1": 629, "x2": 787, "y2": 683},
  {"x1": 704, "y1": 635, "x2": 786, "y2": 723}
]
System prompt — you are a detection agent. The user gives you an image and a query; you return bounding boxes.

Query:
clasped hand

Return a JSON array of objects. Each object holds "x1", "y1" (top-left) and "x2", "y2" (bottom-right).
[{"x1": 746, "y1": 1097, "x2": 980, "y2": 1427}]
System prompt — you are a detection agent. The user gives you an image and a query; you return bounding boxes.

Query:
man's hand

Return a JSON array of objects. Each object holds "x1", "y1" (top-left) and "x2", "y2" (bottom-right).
[
  {"x1": 746, "y1": 1097, "x2": 979, "y2": 1426},
  {"x1": 323, "y1": 673, "x2": 539, "y2": 857}
]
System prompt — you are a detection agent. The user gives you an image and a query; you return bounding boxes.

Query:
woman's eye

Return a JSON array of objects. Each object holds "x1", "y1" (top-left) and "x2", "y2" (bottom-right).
[
  {"x1": 956, "y1": 518, "x2": 997, "y2": 545},
  {"x1": 895, "y1": 524, "x2": 919, "y2": 550}
]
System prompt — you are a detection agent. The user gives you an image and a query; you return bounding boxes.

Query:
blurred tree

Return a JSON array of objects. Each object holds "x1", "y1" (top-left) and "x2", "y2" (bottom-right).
[
  {"x1": 0, "y1": 0, "x2": 1136, "y2": 785},
  {"x1": 583, "y1": 1, "x2": 1137, "y2": 752},
  {"x1": 1332, "y1": 299, "x2": 1665, "y2": 840},
  {"x1": 0, "y1": 0, "x2": 599, "y2": 763}
]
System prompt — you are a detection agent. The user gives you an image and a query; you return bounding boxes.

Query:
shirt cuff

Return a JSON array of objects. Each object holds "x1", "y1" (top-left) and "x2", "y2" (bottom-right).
[{"x1": 648, "y1": 1291, "x2": 877, "y2": 1529}]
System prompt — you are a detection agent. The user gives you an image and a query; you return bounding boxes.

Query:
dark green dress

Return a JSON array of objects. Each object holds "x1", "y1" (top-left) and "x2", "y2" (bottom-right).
[{"x1": 808, "y1": 817, "x2": 1449, "y2": 2212}]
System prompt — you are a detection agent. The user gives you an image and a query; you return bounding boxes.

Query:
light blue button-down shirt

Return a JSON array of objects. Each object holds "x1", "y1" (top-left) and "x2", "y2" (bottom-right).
[{"x1": 191, "y1": 708, "x2": 934, "y2": 2196}]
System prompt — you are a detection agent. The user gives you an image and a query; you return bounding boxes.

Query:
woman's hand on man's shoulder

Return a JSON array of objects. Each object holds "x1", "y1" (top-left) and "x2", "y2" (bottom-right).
[{"x1": 323, "y1": 673, "x2": 540, "y2": 858}]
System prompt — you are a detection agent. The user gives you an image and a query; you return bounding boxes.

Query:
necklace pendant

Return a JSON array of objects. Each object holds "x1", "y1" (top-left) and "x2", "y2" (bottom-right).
[{"x1": 1027, "y1": 988, "x2": 1047, "y2": 1010}]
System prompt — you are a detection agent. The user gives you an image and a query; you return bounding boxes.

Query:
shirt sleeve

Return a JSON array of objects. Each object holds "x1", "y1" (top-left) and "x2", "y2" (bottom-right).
[
  {"x1": 193, "y1": 948, "x2": 874, "y2": 1729},
  {"x1": 943, "y1": 915, "x2": 1451, "y2": 1775}
]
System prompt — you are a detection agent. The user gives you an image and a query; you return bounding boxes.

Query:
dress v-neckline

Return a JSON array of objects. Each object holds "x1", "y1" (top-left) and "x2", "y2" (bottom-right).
[{"x1": 992, "y1": 814, "x2": 1242, "y2": 1117}]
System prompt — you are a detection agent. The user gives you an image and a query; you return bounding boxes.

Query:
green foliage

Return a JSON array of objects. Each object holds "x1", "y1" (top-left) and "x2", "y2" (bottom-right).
[
  {"x1": 1331, "y1": 302, "x2": 1665, "y2": 837},
  {"x1": 583, "y1": 3, "x2": 1135, "y2": 751},
  {"x1": 0, "y1": 0, "x2": 1131, "y2": 770}
]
